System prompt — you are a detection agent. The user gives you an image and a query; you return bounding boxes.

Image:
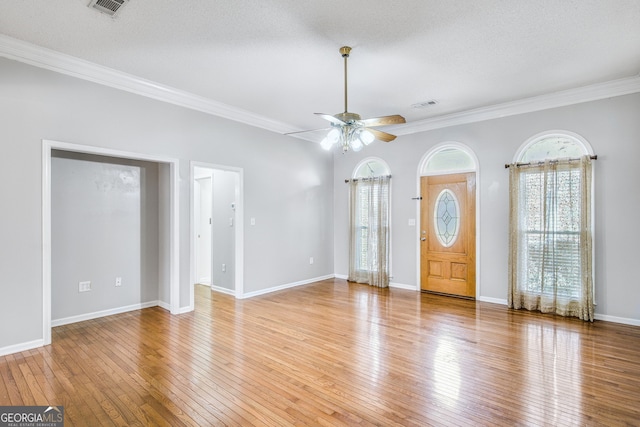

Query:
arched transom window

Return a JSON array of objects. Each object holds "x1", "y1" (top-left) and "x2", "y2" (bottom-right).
[
  {"x1": 422, "y1": 147, "x2": 475, "y2": 175},
  {"x1": 353, "y1": 158, "x2": 390, "y2": 179},
  {"x1": 517, "y1": 134, "x2": 589, "y2": 162}
]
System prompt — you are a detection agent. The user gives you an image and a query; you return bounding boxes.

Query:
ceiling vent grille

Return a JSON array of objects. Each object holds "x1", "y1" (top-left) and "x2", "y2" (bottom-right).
[
  {"x1": 411, "y1": 100, "x2": 438, "y2": 109},
  {"x1": 88, "y1": 0, "x2": 129, "y2": 17}
]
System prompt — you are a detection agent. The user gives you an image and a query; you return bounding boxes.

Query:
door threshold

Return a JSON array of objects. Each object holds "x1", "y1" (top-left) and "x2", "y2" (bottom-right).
[{"x1": 420, "y1": 290, "x2": 476, "y2": 301}]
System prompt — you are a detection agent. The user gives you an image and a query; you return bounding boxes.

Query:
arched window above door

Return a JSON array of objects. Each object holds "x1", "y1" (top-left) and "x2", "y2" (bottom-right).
[{"x1": 421, "y1": 145, "x2": 476, "y2": 175}]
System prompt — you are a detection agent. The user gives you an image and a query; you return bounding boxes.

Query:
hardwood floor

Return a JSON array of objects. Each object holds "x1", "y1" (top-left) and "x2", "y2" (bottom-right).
[{"x1": 1, "y1": 279, "x2": 639, "y2": 426}]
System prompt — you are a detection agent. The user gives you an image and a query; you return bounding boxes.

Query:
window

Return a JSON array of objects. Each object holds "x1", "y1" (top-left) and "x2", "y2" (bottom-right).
[
  {"x1": 518, "y1": 164, "x2": 583, "y2": 297},
  {"x1": 519, "y1": 135, "x2": 585, "y2": 163},
  {"x1": 348, "y1": 159, "x2": 391, "y2": 288},
  {"x1": 423, "y1": 147, "x2": 475, "y2": 174},
  {"x1": 509, "y1": 133, "x2": 594, "y2": 321},
  {"x1": 434, "y1": 189, "x2": 460, "y2": 248},
  {"x1": 354, "y1": 159, "x2": 389, "y2": 179}
]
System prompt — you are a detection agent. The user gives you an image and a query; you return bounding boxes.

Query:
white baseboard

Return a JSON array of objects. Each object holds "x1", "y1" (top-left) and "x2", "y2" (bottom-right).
[
  {"x1": 0, "y1": 339, "x2": 45, "y2": 357},
  {"x1": 157, "y1": 296, "x2": 193, "y2": 314},
  {"x1": 240, "y1": 274, "x2": 335, "y2": 299},
  {"x1": 595, "y1": 313, "x2": 640, "y2": 327},
  {"x1": 477, "y1": 296, "x2": 508, "y2": 305},
  {"x1": 157, "y1": 300, "x2": 171, "y2": 311},
  {"x1": 390, "y1": 282, "x2": 418, "y2": 291},
  {"x1": 198, "y1": 277, "x2": 211, "y2": 285},
  {"x1": 178, "y1": 305, "x2": 194, "y2": 314},
  {"x1": 334, "y1": 275, "x2": 417, "y2": 291},
  {"x1": 474, "y1": 298, "x2": 640, "y2": 326},
  {"x1": 52, "y1": 301, "x2": 159, "y2": 327},
  {"x1": 211, "y1": 285, "x2": 235, "y2": 296}
]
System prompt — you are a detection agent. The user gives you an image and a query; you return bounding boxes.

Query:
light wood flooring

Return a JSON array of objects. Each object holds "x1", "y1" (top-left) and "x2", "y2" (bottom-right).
[{"x1": 1, "y1": 279, "x2": 640, "y2": 426}]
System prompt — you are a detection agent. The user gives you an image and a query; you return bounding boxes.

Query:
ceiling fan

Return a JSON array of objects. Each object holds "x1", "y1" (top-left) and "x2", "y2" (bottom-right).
[{"x1": 290, "y1": 46, "x2": 406, "y2": 152}]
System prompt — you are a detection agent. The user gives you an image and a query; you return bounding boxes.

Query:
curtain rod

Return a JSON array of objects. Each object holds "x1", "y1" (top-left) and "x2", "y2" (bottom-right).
[
  {"x1": 504, "y1": 155, "x2": 597, "y2": 169},
  {"x1": 345, "y1": 174, "x2": 392, "y2": 183}
]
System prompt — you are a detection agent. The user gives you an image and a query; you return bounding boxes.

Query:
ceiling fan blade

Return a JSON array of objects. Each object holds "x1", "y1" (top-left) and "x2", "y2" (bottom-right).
[
  {"x1": 368, "y1": 128, "x2": 397, "y2": 143},
  {"x1": 285, "y1": 127, "x2": 331, "y2": 136},
  {"x1": 360, "y1": 115, "x2": 406, "y2": 126},
  {"x1": 315, "y1": 113, "x2": 346, "y2": 125}
]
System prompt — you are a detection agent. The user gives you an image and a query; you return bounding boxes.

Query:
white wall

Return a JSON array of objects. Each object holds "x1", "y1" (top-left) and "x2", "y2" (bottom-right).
[
  {"x1": 0, "y1": 57, "x2": 334, "y2": 350},
  {"x1": 51, "y1": 151, "x2": 160, "y2": 321},
  {"x1": 195, "y1": 175, "x2": 212, "y2": 284},
  {"x1": 212, "y1": 169, "x2": 237, "y2": 291},
  {"x1": 334, "y1": 93, "x2": 640, "y2": 323}
]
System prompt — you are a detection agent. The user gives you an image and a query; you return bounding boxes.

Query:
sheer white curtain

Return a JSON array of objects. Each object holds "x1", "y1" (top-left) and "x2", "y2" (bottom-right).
[
  {"x1": 348, "y1": 176, "x2": 390, "y2": 288},
  {"x1": 509, "y1": 156, "x2": 594, "y2": 321}
]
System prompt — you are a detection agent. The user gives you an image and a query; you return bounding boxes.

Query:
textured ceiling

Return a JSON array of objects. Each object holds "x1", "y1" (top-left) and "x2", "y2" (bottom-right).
[{"x1": 1, "y1": 0, "x2": 639, "y2": 134}]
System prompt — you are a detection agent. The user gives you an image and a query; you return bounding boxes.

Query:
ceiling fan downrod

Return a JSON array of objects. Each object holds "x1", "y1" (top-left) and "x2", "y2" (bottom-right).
[{"x1": 340, "y1": 46, "x2": 351, "y2": 114}]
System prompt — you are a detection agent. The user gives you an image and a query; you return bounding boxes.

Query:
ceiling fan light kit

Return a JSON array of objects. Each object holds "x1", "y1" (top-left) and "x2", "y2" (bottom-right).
[
  {"x1": 315, "y1": 46, "x2": 406, "y2": 153},
  {"x1": 321, "y1": 126, "x2": 375, "y2": 152}
]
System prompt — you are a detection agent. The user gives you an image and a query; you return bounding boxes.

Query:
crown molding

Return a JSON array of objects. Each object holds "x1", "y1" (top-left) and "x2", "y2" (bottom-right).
[
  {"x1": 2, "y1": 34, "x2": 639, "y2": 138},
  {"x1": 0, "y1": 34, "x2": 296, "y2": 134},
  {"x1": 392, "y1": 74, "x2": 640, "y2": 135}
]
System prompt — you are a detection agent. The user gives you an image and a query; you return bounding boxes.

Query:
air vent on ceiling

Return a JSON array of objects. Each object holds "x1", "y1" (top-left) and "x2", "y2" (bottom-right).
[
  {"x1": 411, "y1": 100, "x2": 438, "y2": 109},
  {"x1": 88, "y1": 0, "x2": 129, "y2": 17}
]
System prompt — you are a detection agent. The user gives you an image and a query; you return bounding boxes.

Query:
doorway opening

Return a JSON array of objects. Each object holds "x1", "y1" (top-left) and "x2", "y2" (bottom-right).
[
  {"x1": 417, "y1": 143, "x2": 479, "y2": 298},
  {"x1": 43, "y1": 139, "x2": 180, "y2": 346},
  {"x1": 190, "y1": 162, "x2": 244, "y2": 309}
]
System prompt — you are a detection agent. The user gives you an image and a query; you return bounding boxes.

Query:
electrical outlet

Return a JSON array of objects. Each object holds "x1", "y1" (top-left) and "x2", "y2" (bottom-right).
[
  {"x1": 79, "y1": 281, "x2": 91, "y2": 292},
  {"x1": 309, "y1": 257, "x2": 314, "y2": 265},
  {"x1": 115, "y1": 277, "x2": 122, "y2": 287},
  {"x1": 222, "y1": 263, "x2": 226, "y2": 272}
]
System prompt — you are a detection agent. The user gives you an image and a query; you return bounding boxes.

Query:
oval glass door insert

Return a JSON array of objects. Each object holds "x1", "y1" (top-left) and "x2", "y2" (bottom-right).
[{"x1": 434, "y1": 189, "x2": 460, "y2": 247}]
